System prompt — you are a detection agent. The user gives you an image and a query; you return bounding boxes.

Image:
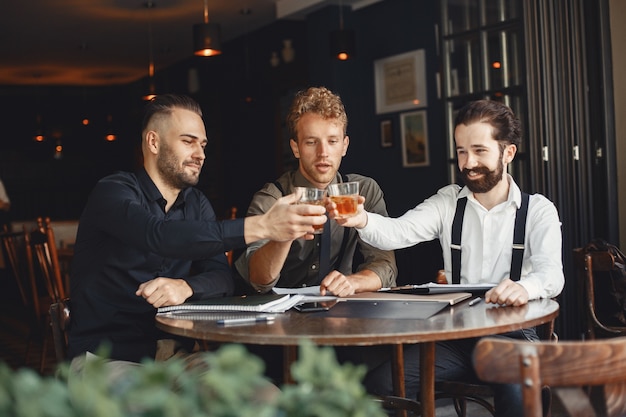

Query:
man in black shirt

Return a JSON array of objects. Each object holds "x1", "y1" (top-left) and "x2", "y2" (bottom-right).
[{"x1": 68, "y1": 94, "x2": 326, "y2": 364}]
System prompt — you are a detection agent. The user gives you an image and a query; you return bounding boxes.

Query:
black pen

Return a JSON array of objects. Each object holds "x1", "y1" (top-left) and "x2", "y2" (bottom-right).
[
  {"x1": 468, "y1": 297, "x2": 482, "y2": 306},
  {"x1": 217, "y1": 316, "x2": 276, "y2": 326}
]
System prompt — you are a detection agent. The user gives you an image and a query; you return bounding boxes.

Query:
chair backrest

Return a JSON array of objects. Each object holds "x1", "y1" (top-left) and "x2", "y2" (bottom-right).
[
  {"x1": 1, "y1": 227, "x2": 40, "y2": 314},
  {"x1": 474, "y1": 336, "x2": 626, "y2": 417},
  {"x1": 49, "y1": 299, "x2": 70, "y2": 363},
  {"x1": 573, "y1": 246, "x2": 626, "y2": 338},
  {"x1": 29, "y1": 217, "x2": 66, "y2": 302}
]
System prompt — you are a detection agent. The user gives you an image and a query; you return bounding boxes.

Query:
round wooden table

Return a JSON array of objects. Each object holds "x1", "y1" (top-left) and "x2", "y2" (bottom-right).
[{"x1": 156, "y1": 297, "x2": 559, "y2": 417}]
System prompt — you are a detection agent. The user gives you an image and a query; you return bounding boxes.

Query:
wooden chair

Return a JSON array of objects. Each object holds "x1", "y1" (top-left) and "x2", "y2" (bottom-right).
[
  {"x1": 1, "y1": 227, "x2": 46, "y2": 368},
  {"x1": 573, "y1": 247, "x2": 626, "y2": 339},
  {"x1": 28, "y1": 217, "x2": 69, "y2": 370},
  {"x1": 31, "y1": 217, "x2": 66, "y2": 302},
  {"x1": 429, "y1": 268, "x2": 557, "y2": 417},
  {"x1": 473, "y1": 336, "x2": 626, "y2": 417},
  {"x1": 433, "y1": 319, "x2": 556, "y2": 417},
  {"x1": 379, "y1": 314, "x2": 556, "y2": 417},
  {"x1": 1, "y1": 226, "x2": 34, "y2": 309}
]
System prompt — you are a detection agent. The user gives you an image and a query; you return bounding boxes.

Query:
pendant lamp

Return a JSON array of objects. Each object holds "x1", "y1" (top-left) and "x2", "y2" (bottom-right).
[
  {"x1": 142, "y1": 2, "x2": 157, "y2": 101},
  {"x1": 329, "y1": 1, "x2": 356, "y2": 60},
  {"x1": 193, "y1": 0, "x2": 222, "y2": 57}
]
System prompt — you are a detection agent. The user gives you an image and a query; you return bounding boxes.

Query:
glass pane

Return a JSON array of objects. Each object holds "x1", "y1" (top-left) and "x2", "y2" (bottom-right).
[
  {"x1": 486, "y1": 29, "x2": 522, "y2": 90},
  {"x1": 444, "y1": 0, "x2": 480, "y2": 34},
  {"x1": 446, "y1": 36, "x2": 482, "y2": 96},
  {"x1": 507, "y1": 94, "x2": 526, "y2": 153},
  {"x1": 484, "y1": 0, "x2": 521, "y2": 25}
]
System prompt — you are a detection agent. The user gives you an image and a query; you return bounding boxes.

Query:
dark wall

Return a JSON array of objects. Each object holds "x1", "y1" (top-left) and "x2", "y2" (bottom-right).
[
  {"x1": 305, "y1": 2, "x2": 447, "y2": 217},
  {"x1": 0, "y1": 85, "x2": 141, "y2": 221},
  {"x1": 0, "y1": 0, "x2": 445, "y2": 280}
]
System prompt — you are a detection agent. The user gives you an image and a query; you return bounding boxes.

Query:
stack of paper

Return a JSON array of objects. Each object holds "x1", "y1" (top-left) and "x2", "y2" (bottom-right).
[{"x1": 156, "y1": 293, "x2": 304, "y2": 315}]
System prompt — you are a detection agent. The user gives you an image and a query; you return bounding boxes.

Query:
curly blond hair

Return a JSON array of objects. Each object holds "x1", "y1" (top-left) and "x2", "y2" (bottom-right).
[{"x1": 286, "y1": 87, "x2": 348, "y2": 140}]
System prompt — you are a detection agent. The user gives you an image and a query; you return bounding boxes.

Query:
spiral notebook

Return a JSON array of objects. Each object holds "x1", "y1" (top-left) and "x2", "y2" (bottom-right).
[{"x1": 156, "y1": 294, "x2": 303, "y2": 314}]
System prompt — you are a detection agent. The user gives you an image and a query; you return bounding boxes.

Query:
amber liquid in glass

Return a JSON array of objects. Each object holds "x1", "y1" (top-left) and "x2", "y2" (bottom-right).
[
  {"x1": 331, "y1": 195, "x2": 358, "y2": 218},
  {"x1": 298, "y1": 200, "x2": 325, "y2": 233}
]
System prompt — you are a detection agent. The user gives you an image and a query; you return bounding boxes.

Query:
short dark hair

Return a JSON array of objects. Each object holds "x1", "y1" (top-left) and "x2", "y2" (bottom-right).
[
  {"x1": 454, "y1": 100, "x2": 521, "y2": 148},
  {"x1": 141, "y1": 94, "x2": 203, "y2": 133}
]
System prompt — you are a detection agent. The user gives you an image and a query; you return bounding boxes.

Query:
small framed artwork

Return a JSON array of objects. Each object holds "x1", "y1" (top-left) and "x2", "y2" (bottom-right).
[
  {"x1": 380, "y1": 120, "x2": 393, "y2": 148},
  {"x1": 374, "y1": 49, "x2": 428, "y2": 114},
  {"x1": 400, "y1": 110, "x2": 429, "y2": 167}
]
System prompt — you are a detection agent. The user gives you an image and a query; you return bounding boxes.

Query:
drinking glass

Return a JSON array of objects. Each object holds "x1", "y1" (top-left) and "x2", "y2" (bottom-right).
[
  {"x1": 295, "y1": 187, "x2": 326, "y2": 234},
  {"x1": 327, "y1": 181, "x2": 359, "y2": 218}
]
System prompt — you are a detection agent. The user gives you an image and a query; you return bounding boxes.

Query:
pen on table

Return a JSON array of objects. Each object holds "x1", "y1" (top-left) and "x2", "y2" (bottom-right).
[
  {"x1": 217, "y1": 316, "x2": 276, "y2": 326},
  {"x1": 468, "y1": 297, "x2": 482, "y2": 306}
]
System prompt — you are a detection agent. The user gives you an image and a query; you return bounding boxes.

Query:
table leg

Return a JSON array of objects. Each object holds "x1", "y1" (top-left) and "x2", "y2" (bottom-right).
[
  {"x1": 391, "y1": 344, "x2": 406, "y2": 397},
  {"x1": 391, "y1": 344, "x2": 408, "y2": 417},
  {"x1": 283, "y1": 345, "x2": 297, "y2": 384},
  {"x1": 420, "y1": 342, "x2": 436, "y2": 417}
]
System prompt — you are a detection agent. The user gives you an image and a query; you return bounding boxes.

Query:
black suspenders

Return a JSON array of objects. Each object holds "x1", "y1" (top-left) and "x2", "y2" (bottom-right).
[{"x1": 450, "y1": 192, "x2": 530, "y2": 284}]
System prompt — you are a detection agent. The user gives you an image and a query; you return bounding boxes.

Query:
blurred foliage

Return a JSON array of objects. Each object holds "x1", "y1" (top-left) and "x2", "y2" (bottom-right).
[{"x1": 0, "y1": 340, "x2": 386, "y2": 417}]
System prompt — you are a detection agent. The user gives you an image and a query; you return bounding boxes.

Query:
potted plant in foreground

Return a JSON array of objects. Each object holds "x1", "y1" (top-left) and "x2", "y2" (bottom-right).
[{"x1": 0, "y1": 340, "x2": 387, "y2": 417}]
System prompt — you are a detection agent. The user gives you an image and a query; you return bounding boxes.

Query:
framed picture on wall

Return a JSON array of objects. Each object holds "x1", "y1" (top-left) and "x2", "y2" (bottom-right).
[
  {"x1": 400, "y1": 110, "x2": 429, "y2": 167},
  {"x1": 380, "y1": 120, "x2": 393, "y2": 147},
  {"x1": 374, "y1": 49, "x2": 428, "y2": 114}
]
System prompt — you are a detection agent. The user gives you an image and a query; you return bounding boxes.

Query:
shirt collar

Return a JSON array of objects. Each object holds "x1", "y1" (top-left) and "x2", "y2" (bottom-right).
[
  {"x1": 136, "y1": 167, "x2": 189, "y2": 210},
  {"x1": 137, "y1": 167, "x2": 162, "y2": 203}
]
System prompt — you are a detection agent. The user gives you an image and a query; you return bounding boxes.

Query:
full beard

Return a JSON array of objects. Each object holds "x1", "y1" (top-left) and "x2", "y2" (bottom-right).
[
  {"x1": 157, "y1": 150, "x2": 200, "y2": 189},
  {"x1": 459, "y1": 163, "x2": 504, "y2": 194}
]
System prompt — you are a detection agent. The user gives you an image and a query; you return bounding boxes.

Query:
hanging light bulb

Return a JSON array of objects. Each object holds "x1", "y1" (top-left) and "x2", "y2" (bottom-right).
[
  {"x1": 33, "y1": 114, "x2": 45, "y2": 142},
  {"x1": 54, "y1": 140, "x2": 63, "y2": 160},
  {"x1": 329, "y1": 0, "x2": 356, "y2": 61},
  {"x1": 193, "y1": 0, "x2": 222, "y2": 57},
  {"x1": 142, "y1": 2, "x2": 157, "y2": 101},
  {"x1": 105, "y1": 114, "x2": 117, "y2": 142}
]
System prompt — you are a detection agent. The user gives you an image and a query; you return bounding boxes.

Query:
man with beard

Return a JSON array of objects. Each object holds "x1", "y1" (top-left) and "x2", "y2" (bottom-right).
[
  {"x1": 67, "y1": 94, "x2": 326, "y2": 367},
  {"x1": 233, "y1": 86, "x2": 397, "y2": 384},
  {"x1": 327, "y1": 99, "x2": 564, "y2": 417}
]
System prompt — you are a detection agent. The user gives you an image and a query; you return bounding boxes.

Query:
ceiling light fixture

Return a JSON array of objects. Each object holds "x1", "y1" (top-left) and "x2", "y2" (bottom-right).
[
  {"x1": 193, "y1": 0, "x2": 222, "y2": 57},
  {"x1": 329, "y1": 0, "x2": 356, "y2": 61},
  {"x1": 33, "y1": 114, "x2": 45, "y2": 142},
  {"x1": 105, "y1": 115, "x2": 117, "y2": 142},
  {"x1": 142, "y1": 1, "x2": 157, "y2": 101}
]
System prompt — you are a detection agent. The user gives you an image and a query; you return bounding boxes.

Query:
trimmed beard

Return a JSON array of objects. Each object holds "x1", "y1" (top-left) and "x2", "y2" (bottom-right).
[{"x1": 157, "y1": 142, "x2": 200, "y2": 189}]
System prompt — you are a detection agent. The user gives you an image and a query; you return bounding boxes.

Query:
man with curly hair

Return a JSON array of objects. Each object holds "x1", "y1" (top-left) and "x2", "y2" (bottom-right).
[
  {"x1": 235, "y1": 86, "x2": 396, "y2": 297},
  {"x1": 234, "y1": 86, "x2": 397, "y2": 383}
]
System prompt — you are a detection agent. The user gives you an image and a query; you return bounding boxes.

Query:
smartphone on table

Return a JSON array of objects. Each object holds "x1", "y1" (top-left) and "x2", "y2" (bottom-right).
[{"x1": 294, "y1": 300, "x2": 337, "y2": 312}]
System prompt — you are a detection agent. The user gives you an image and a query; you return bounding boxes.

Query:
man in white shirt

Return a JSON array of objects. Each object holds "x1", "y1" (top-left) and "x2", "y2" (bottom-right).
[{"x1": 328, "y1": 100, "x2": 564, "y2": 417}]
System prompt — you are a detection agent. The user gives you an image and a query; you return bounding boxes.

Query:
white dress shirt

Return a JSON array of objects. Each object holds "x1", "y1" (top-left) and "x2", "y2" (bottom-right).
[{"x1": 358, "y1": 175, "x2": 564, "y2": 300}]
